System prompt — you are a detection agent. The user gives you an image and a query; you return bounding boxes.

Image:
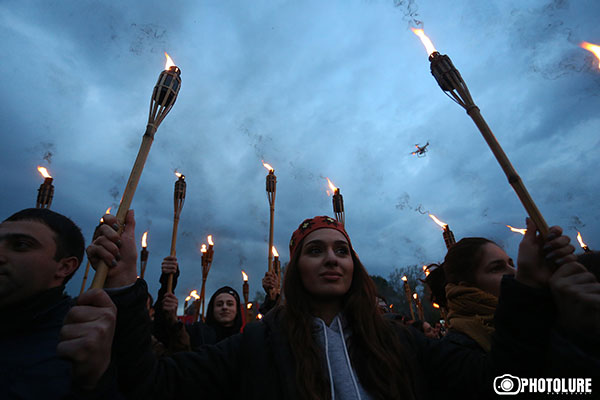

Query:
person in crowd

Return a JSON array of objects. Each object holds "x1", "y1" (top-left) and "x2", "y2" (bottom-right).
[
  {"x1": 410, "y1": 320, "x2": 438, "y2": 339},
  {"x1": 151, "y1": 256, "x2": 191, "y2": 354},
  {"x1": 185, "y1": 285, "x2": 245, "y2": 347},
  {"x1": 61, "y1": 212, "x2": 581, "y2": 399},
  {"x1": 0, "y1": 208, "x2": 116, "y2": 398}
]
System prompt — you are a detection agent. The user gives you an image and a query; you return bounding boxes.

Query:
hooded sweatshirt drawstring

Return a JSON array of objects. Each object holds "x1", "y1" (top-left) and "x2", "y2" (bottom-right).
[{"x1": 314, "y1": 315, "x2": 369, "y2": 400}]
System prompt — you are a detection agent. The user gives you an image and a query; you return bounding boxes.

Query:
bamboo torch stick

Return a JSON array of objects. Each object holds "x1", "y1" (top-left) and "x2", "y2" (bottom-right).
[
  {"x1": 242, "y1": 270, "x2": 249, "y2": 308},
  {"x1": 412, "y1": 28, "x2": 549, "y2": 237},
  {"x1": 401, "y1": 275, "x2": 416, "y2": 320},
  {"x1": 36, "y1": 166, "x2": 54, "y2": 209},
  {"x1": 90, "y1": 53, "x2": 181, "y2": 289},
  {"x1": 428, "y1": 214, "x2": 456, "y2": 250},
  {"x1": 198, "y1": 244, "x2": 208, "y2": 320},
  {"x1": 167, "y1": 172, "x2": 186, "y2": 292},
  {"x1": 326, "y1": 178, "x2": 345, "y2": 226},
  {"x1": 80, "y1": 207, "x2": 112, "y2": 295},
  {"x1": 263, "y1": 162, "x2": 277, "y2": 275},
  {"x1": 413, "y1": 292, "x2": 425, "y2": 321},
  {"x1": 140, "y1": 231, "x2": 149, "y2": 279}
]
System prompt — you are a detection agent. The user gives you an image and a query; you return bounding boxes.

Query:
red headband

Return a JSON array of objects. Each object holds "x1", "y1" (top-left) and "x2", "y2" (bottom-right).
[{"x1": 289, "y1": 216, "x2": 351, "y2": 259}]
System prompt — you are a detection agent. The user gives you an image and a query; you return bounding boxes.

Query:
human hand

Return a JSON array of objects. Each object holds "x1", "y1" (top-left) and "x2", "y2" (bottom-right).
[
  {"x1": 162, "y1": 293, "x2": 179, "y2": 325},
  {"x1": 549, "y1": 262, "x2": 600, "y2": 336},
  {"x1": 87, "y1": 210, "x2": 137, "y2": 288},
  {"x1": 57, "y1": 289, "x2": 117, "y2": 390},
  {"x1": 161, "y1": 256, "x2": 178, "y2": 275},
  {"x1": 516, "y1": 218, "x2": 576, "y2": 288},
  {"x1": 262, "y1": 271, "x2": 277, "y2": 293}
]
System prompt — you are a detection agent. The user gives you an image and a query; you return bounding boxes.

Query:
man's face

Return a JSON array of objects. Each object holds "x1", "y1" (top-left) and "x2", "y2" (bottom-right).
[{"x1": 0, "y1": 220, "x2": 65, "y2": 307}]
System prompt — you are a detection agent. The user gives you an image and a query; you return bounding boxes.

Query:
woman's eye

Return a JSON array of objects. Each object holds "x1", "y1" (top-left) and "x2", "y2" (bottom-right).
[
  {"x1": 335, "y1": 247, "x2": 349, "y2": 255},
  {"x1": 307, "y1": 246, "x2": 322, "y2": 254}
]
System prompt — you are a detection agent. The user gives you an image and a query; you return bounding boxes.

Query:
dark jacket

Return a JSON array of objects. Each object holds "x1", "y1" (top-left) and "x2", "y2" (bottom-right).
[
  {"x1": 108, "y1": 276, "x2": 555, "y2": 400},
  {"x1": 0, "y1": 286, "x2": 73, "y2": 399}
]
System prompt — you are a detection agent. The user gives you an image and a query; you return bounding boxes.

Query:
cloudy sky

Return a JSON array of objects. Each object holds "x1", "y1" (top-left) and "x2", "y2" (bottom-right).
[{"x1": 1, "y1": 0, "x2": 599, "y2": 307}]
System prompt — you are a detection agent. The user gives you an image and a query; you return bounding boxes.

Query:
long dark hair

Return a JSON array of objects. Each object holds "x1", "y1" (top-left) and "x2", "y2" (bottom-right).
[
  {"x1": 426, "y1": 237, "x2": 494, "y2": 308},
  {"x1": 282, "y1": 234, "x2": 417, "y2": 400}
]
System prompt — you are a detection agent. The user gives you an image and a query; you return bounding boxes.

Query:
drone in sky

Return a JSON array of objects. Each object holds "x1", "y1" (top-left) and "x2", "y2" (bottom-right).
[{"x1": 410, "y1": 141, "x2": 429, "y2": 157}]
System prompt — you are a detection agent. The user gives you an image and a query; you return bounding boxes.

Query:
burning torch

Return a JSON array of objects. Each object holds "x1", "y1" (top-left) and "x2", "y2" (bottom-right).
[
  {"x1": 242, "y1": 270, "x2": 249, "y2": 308},
  {"x1": 140, "y1": 231, "x2": 149, "y2": 279},
  {"x1": 506, "y1": 225, "x2": 527, "y2": 235},
  {"x1": 428, "y1": 214, "x2": 456, "y2": 250},
  {"x1": 412, "y1": 28, "x2": 549, "y2": 237},
  {"x1": 36, "y1": 166, "x2": 54, "y2": 209},
  {"x1": 270, "y1": 246, "x2": 281, "y2": 300},
  {"x1": 577, "y1": 232, "x2": 591, "y2": 253},
  {"x1": 326, "y1": 177, "x2": 345, "y2": 226},
  {"x1": 580, "y1": 42, "x2": 600, "y2": 70},
  {"x1": 413, "y1": 292, "x2": 425, "y2": 321},
  {"x1": 263, "y1": 162, "x2": 277, "y2": 275},
  {"x1": 167, "y1": 171, "x2": 186, "y2": 293},
  {"x1": 198, "y1": 236, "x2": 215, "y2": 320},
  {"x1": 90, "y1": 52, "x2": 181, "y2": 289},
  {"x1": 401, "y1": 275, "x2": 416, "y2": 321}
]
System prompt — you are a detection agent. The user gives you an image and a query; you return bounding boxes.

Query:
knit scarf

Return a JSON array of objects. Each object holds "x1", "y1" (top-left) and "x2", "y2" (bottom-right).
[{"x1": 445, "y1": 283, "x2": 498, "y2": 352}]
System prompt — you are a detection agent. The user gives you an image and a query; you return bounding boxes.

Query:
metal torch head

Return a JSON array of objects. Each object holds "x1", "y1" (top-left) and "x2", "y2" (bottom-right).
[
  {"x1": 429, "y1": 52, "x2": 462, "y2": 92},
  {"x1": 153, "y1": 66, "x2": 181, "y2": 106},
  {"x1": 174, "y1": 175, "x2": 187, "y2": 201},
  {"x1": 36, "y1": 179, "x2": 54, "y2": 209},
  {"x1": 332, "y1": 191, "x2": 344, "y2": 213}
]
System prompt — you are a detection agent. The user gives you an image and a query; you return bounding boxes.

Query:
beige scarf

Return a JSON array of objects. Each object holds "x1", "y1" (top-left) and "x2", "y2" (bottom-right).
[{"x1": 445, "y1": 283, "x2": 498, "y2": 352}]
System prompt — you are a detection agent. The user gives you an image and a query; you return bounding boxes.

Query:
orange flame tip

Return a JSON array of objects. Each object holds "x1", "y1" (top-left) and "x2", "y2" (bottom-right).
[
  {"x1": 262, "y1": 161, "x2": 274, "y2": 172},
  {"x1": 185, "y1": 296, "x2": 191, "y2": 302},
  {"x1": 326, "y1": 177, "x2": 338, "y2": 193},
  {"x1": 242, "y1": 270, "x2": 248, "y2": 281},
  {"x1": 190, "y1": 290, "x2": 198, "y2": 297},
  {"x1": 174, "y1": 171, "x2": 184, "y2": 179},
  {"x1": 428, "y1": 214, "x2": 448, "y2": 230},
  {"x1": 191, "y1": 292, "x2": 200, "y2": 300},
  {"x1": 272, "y1": 246, "x2": 279, "y2": 258},
  {"x1": 257, "y1": 313, "x2": 263, "y2": 320},
  {"x1": 401, "y1": 275, "x2": 408, "y2": 282},
  {"x1": 580, "y1": 42, "x2": 600, "y2": 70},
  {"x1": 200, "y1": 244, "x2": 207, "y2": 253},
  {"x1": 411, "y1": 28, "x2": 437, "y2": 57},
  {"x1": 432, "y1": 302, "x2": 440, "y2": 309},
  {"x1": 246, "y1": 303, "x2": 253, "y2": 309},
  {"x1": 577, "y1": 232, "x2": 588, "y2": 248},
  {"x1": 164, "y1": 52, "x2": 176, "y2": 70},
  {"x1": 506, "y1": 225, "x2": 527, "y2": 235},
  {"x1": 207, "y1": 235, "x2": 214, "y2": 246},
  {"x1": 37, "y1": 166, "x2": 52, "y2": 179},
  {"x1": 141, "y1": 231, "x2": 148, "y2": 247},
  {"x1": 413, "y1": 293, "x2": 418, "y2": 299}
]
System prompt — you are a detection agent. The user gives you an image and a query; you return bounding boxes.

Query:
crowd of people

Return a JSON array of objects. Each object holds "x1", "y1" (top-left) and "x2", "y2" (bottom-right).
[{"x1": 1, "y1": 208, "x2": 599, "y2": 399}]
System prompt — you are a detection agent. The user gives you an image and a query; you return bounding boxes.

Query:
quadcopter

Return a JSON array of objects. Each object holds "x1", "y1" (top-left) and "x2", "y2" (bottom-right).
[{"x1": 410, "y1": 141, "x2": 429, "y2": 157}]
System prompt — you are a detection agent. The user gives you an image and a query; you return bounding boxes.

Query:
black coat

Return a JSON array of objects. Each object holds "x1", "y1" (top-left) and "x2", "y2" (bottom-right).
[{"x1": 108, "y1": 276, "x2": 556, "y2": 400}]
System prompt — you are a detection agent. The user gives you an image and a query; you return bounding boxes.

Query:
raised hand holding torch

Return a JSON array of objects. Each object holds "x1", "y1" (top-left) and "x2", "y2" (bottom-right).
[{"x1": 90, "y1": 53, "x2": 181, "y2": 289}]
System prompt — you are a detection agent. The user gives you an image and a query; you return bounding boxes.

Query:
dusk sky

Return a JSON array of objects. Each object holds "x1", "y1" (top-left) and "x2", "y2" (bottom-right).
[{"x1": 1, "y1": 0, "x2": 599, "y2": 309}]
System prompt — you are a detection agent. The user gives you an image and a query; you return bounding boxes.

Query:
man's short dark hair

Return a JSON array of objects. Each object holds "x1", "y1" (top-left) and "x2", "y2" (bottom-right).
[{"x1": 4, "y1": 208, "x2": 85, "y2": 284}]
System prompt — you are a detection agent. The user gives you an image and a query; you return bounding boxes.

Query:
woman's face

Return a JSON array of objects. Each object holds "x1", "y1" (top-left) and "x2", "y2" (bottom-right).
[
  {"x1": 474, "y1": 243, "x2": 516, "y2": 297},
  {"x1": 298, "y1": 228, "x2": 354, "y2": 300},
  {"x1": 213, "y1": 293, "x2": 237, "y2": 327}
]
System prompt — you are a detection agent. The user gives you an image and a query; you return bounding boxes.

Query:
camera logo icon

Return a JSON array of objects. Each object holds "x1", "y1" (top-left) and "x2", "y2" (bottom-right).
[{"x1": 494, "y1": 374, "x2": 521, "y2": 395}]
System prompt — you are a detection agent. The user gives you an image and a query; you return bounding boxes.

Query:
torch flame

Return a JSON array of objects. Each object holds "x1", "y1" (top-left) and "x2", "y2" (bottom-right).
[
  {"x1": 242, "y1": 270, "x2": 248, "y2": 282},
  {"x1": 411, "y1": 28, "x2": 437, "y2": 57},
  {"x1": 257, "y1": 313, "x2": 263, "y2": 320},
  {"x1": 428, "y1": 214, "x2": 448, "y2": 230},
  {"x1": 580, "y1": 42, "x2": 600, "y2": 70},
  {"x1": 100, "y1": 207, "x2": 112, "y2": 223},
  {"x1": 190, "y1": 290, "x2": 200, "y2": 300},
  {"x1": 577, "y1": 232, "x2": 588, "y2": 249},
  {"x1": 164, "y1": 52, "x2": 176, "y2": 70},
  {"x1": 506, "y1": 225, "x2": 527, "y2": 235},
  {"x1": 185, "y1": 296, "x2": 191, "y2": 302},
  {"x1": 432, "y1": 302, "x2": 440, "y2": 309},
  {"x1": 200, "y1": 244, "x2": 207, "y2": 253},
  {"x1": 174, "y1": 171, "x2": 184, "y2": 179},
  {"x1": 326, "y1": 177, "x2": 338, "y2": 196},
  {"x1": 413, "y1": 293, "x2": 418, "y2": 300},
  {"x1": 262, "y1": 160, "x2": 274, "y2": 172},
  {"x1": 207, "y1": 235, "x2": 214, "y2": 246},
  {"x1": 422, "y1": 265, "x2": 427, "y2": 271},
  {"x1": 247, "y1": 303, "x2": 253, "y2": 309},
  {"x1": 272, "y1": 246, "x2": 279, "y2": 258},
  {"x1": 37, "y1": 166, "x2": 52, "y2": 179},
  {"x1": 141, "y1": 231, "x2": 148, "y2": 248},
  {"x1": 401, "y1": 275, "x2": 408, "y2": 282}
]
